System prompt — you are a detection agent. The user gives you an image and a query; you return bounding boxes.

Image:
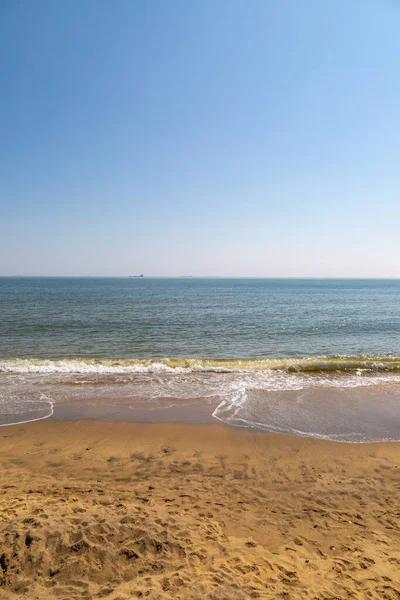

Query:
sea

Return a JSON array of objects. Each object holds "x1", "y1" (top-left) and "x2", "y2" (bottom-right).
[{"x1": 1, "y1": 277, "x2": 400, "y2": 442}]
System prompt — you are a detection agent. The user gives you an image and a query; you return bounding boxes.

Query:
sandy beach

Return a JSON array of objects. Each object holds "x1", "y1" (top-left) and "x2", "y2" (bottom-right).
[{"x1": 0, "y1": 420, "x2": 399, "y2": 599}]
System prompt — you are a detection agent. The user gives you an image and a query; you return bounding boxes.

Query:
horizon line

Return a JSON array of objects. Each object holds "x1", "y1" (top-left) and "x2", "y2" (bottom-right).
[{"x1": 1, "y1": 275, "x2": 400, "y2": 280}]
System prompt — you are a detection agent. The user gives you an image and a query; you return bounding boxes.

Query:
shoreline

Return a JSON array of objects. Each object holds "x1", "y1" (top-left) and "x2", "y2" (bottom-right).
[
  {"x1": 0, "y1": 419, "x2": 399, "y2": 599},
  {"x1": 2, "y1": 379, "x2": 400, "y2": 442},
  {"x1": 2, "y1": 412, "x2": 400, "y2": 444}
]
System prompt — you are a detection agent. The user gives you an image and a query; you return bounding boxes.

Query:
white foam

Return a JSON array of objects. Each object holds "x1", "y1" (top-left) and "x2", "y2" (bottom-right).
[
  {"x1": 0, "y1": 395, "x2": 54, "y2": 427},
  {"x1": 1, "y1": 361, "x2": 400, "y2": 441},
  {"x1": 0, "y1": 359, "x2": 188, "y2": 374}
]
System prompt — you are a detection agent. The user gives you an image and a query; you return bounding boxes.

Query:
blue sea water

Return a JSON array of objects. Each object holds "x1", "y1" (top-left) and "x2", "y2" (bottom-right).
[
  {"x1": 1, "y1": 277, "x2": 400, "y2": 360},
  {"x1": 0, "y1": 277, "x2": 400, "y2": 440}
]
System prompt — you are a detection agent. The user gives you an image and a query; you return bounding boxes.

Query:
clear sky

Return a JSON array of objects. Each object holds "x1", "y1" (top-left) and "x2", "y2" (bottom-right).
[{"x1": 1, "y1": 0, "x2": 399, "y2": 277}]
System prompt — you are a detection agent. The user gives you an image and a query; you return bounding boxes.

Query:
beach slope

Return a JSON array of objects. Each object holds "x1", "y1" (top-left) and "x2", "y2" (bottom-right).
[{"x1": 0, "y1": 420, "x2": 399, "y2": 599}]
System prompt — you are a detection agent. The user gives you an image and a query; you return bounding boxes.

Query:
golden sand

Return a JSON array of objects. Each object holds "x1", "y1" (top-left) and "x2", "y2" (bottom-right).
[{"x1": 0, "y1": 420, "x2": 399, "y2": 599}]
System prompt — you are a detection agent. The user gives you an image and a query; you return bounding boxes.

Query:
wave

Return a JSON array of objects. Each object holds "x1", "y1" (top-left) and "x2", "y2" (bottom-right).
[{"x1": 2, "y1": 355, "x2": 400, "y2": 374}]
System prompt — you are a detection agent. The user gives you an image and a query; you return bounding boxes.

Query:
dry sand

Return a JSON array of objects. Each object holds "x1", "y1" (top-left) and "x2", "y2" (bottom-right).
[{"x1": 0, "y1": 420, "x2": 399, "y2": 599}]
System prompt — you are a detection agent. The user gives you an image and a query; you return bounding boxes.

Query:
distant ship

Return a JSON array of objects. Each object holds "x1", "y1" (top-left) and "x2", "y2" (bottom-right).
[{"x1": 129, "y1": 274, "x2": 144, "y2": 278}]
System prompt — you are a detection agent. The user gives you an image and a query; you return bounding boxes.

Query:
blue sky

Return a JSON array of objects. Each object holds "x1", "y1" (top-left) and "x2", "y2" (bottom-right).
[{"x1": 1, "y1": 0, "x2": 399, "y2": 277}]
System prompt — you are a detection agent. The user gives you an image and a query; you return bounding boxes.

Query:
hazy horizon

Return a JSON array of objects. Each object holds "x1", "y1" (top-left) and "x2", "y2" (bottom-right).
[
  {"x1": 2, "y1": 1, "x2": 399, "y2": 278},
  {"x1": 1, "y1": 275, "x2": 400, "y2": 280}
]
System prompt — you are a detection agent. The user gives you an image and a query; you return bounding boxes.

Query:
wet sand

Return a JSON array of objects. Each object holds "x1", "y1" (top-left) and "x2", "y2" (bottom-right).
[
  {"x1": 0, "y1": 420, "x2": 399, "y2": 599},
  {"x1": 3, "y1": 372, "x2": 400, "y2": 442}
]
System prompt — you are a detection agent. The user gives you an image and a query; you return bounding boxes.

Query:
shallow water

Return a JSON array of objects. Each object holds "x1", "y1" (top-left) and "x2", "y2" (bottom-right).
[{"x1": 1, "y1": 371, "x2": 399, "y2": 442}]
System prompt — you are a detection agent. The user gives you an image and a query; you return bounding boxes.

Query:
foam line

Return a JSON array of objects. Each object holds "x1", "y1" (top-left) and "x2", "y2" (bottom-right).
[{"x1": 0, "y1": 395, "x2": 54, "y2": 428}]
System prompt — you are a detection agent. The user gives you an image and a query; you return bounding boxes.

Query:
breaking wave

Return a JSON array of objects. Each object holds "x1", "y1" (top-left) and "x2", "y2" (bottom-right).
[{"x1": 2, "y1": 355, "x2": 400, "y2": 374}]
